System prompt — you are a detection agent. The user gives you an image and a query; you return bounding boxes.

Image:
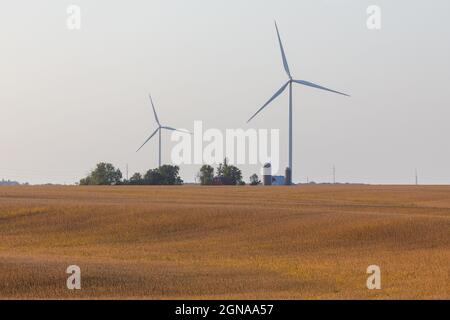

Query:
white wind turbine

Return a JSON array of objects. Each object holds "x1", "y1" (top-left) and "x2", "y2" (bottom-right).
[
  {"x1": 247, "y1": 21, "x2": 350, "y2": 184},
  {"x1": 136, "y1": 94, "x2": 190, "y2": 167}
]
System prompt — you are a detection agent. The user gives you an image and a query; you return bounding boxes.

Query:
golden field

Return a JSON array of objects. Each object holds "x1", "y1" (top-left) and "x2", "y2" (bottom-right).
[{"x1": 0, "y1": 185, "x2": 448, "y2": 299}]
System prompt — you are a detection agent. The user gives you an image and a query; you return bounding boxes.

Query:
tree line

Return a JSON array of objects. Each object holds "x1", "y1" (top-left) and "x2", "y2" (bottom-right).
[
  {"x1": 0, "y1": 179, "x2": 24, "y2": 186},
  {"x1": 79, "y1": 159, "x2": 262, "y2": 186},
  {"x1": 79, "y1": 163, "x2": 183, "y2": 186},
  {"x1": 198, "y1": 158, "x2": 261, "y2": 186}
]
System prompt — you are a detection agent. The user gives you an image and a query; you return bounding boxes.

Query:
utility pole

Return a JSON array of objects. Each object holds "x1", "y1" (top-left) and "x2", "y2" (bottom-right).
[
  {"x1": 415, "y1": 168, "x2": 418, "y2": 186},
  {"x1": 333, "y1": 165, "x2": 336, "y2": 184},
  {"x1": 126, "y1": 164, "x2": 129, "y2": 181}
]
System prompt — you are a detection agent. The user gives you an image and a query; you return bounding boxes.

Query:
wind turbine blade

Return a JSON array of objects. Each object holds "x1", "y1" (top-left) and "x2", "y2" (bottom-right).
[
  {"x1": 149, "y1": 94, "x2": 160, "y2": 125},
  {"x1": 275, "y1": 21, "x2": 291, "y2": 78},
  {"x1": 136, "y1": 128, "x2": 159, "y2": 152},
  {"x1": 247, "y1": 81, "x2": 289, "y2": 123},
  {"x1": 293, "y1": 80, "x2": 350, "y2": 97},
  {"x1": 161, "y1": 126, "x2": 192, "y2": 134}
]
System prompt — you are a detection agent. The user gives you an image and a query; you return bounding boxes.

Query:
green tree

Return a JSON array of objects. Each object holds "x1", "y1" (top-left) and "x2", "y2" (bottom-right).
[
  {"x1": 80, "y1": 162, "x2": 122, "y2": 185},
  {"x1": 129, "y1": 172, "x2": 143, "y2": 185},
  {"x1": 144, "y1": 169, "x2": 163, "y2": 185},
  {"x1": 79, "y1": 176, "x2": 92, "y2": 186},
  {"x1": 249, "y1": 174, "x2": 261, "y2": 186},
  {"x1": 158, "y1": 165, "x2": 183, "y2": 185},
  {"x1": 198, "y1": 165, "x2": 214, "y2": 185},
  {"x1": 216, "y1": 158, "x2": 243, "y2": 185},
  {"x1": 143, "y1": 165, "x2": 183, "y2": 185}
]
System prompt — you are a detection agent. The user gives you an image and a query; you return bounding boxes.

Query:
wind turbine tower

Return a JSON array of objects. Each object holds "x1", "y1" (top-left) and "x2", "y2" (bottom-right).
[
  {"x1": 137, "y1": 94, "x2": 190, "y2": 167},
  {"x1": 247, "y1": 22, "x2": 350, "y2": 184}
]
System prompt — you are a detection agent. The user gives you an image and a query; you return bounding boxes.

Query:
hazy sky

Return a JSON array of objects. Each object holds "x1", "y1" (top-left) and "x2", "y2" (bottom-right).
[{"x1": 1, "y1": 0, "x2": 450, "y2": 184}]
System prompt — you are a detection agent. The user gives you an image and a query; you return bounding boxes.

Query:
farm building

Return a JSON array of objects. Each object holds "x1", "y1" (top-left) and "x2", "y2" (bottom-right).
[{"x1": 272, "y1": 176, "x2": 285, "y2": 185}]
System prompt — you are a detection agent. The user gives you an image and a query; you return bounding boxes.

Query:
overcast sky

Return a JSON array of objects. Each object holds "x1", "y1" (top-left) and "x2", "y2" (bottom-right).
[{"x1": 1, "y1": 0, "x2": 450, "y2": 185}]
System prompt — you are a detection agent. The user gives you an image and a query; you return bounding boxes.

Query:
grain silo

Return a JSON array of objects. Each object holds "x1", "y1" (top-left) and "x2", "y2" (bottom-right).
[
  {"x1": 285, "y1": 167, "x2": 292, "y2": 185},
  {"x1": 263, "y1": 163, "x2": 272, "y2": 186}
]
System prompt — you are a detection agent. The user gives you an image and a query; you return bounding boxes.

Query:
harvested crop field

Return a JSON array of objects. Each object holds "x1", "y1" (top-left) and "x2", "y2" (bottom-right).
[{"x1": 0, "y1": 185, "x2": 448, "y2": 299}]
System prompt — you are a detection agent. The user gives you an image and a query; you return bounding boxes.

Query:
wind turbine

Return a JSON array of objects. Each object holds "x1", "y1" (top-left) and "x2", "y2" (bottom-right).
[
  {"x1": 136, "y1": 94, "x2": 190, "y2": 167},
  {"x1": 247, "y1": 21, "x2": 350, "y2": 184}
]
